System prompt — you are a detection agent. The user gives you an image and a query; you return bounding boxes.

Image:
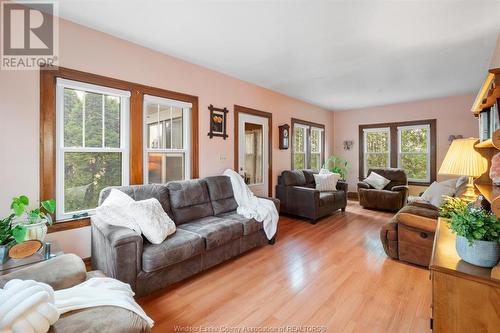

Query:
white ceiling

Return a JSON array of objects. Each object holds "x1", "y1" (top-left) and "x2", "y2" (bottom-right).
[{"x1": 53, "y1": 0, "x2": 500, "y2": 110}]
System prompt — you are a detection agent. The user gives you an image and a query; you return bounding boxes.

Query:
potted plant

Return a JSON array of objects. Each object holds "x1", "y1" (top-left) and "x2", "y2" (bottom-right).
[
  {"x1": 0, "y1": 214, "x2": 26, "y2": 263},
  {"x1": 11, "y1": 196, "x2": 55, "y2": 241},
  {"x1": 441, "y1": 197, "x2": 500, "y2": 267},
  {"x1": 323, "y1": 155, "x2": 349, "y2": 181}
]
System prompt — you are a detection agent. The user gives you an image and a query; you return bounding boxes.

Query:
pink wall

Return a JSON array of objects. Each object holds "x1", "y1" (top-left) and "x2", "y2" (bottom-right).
[
  {"x1": 490, "y1": 34, "x2": 500, "y2": 69},
  {"x1": 333, "y1": 94, "x2": 478, "y2": 194},
  {"x1": 0, "y1": 17, "x2": 334, "y2": 257}
]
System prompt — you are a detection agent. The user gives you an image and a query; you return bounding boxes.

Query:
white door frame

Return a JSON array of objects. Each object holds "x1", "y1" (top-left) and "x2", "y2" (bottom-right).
[{"x1": 234, "y1": 105, "x2": 272, "y2": 196}]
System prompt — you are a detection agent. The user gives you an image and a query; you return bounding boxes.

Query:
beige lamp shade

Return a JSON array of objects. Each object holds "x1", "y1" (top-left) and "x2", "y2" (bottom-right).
[{"x1": 438, "y1": 138, "x2": 488, "y2": 177}]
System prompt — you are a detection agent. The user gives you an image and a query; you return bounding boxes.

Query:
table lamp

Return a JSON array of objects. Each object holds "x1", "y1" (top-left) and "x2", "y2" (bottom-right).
[{"x1": 438, "y1": 138, "x2": 488, "y2": 201}]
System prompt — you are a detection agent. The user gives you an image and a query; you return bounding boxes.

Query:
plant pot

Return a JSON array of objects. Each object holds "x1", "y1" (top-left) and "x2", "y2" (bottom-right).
[
  {"x1": 0, "y1": 243, "x2": 11, "y2": 264},
  {"x1": 20, "y1": 220, "x2": 48, "y2": 241},
  {"x1": 456, "y1": 235, "x2": 500, "y2": 268}
]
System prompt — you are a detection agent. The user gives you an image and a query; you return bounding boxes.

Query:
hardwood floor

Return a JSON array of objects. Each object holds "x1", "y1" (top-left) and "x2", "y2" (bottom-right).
[{"x1": 139, "y1": 201, "x2": 431, "y2": 333}]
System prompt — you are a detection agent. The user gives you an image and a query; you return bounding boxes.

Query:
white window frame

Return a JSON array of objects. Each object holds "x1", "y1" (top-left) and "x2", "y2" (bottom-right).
[
  {"x1": 397, "y1": 124, "x2": 431, "y2": 183},
  {"x1": 363, "y1": 127, "x2": 391, "y2": 177},
  {"x1": 292, "y1": 123, "x2": 308, "y2": 169},
  {"x1": 143, "y1": 95, "x2": 192, "y2": 184},
  {"x1": 55, "y1": 78, "x2": 130, "y2": 220},
  {"x1": 310, "y1": 127, "x2": 324, "y2": 171}
]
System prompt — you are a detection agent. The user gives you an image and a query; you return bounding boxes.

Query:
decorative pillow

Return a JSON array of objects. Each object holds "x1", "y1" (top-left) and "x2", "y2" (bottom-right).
[
  {"x1": 421, "y1": 181, "x2": 456, "y2": 207},
  {"x1": 364, "y1": 172, "x2": 390, "y2": 190},
  {"x1": 314, "y1": 173, "x2": 340, "y2": 192},
  {"x1": 129, "y1": 198, "x2": 176, "y2": 244},
  {"x1": 95, "y1": 189, "x2": 139, "y2": 232},
  {"x1": 319, "y1": 168, "x2": 331, "y2": 175}
]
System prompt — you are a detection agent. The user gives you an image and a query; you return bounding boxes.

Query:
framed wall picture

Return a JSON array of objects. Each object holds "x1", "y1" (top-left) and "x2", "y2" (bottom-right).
[{"x1": 207, "y1": 104, "x2": 228, "y2": 139}]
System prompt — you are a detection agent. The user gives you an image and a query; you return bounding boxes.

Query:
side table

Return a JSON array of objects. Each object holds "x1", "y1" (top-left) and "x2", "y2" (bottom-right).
[{"x1": 0, "y1": 241, "x2": 63, "y2": 275}]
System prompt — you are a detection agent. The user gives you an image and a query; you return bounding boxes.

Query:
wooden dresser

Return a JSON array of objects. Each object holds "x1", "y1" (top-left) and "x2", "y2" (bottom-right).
[{"x1": 430, "y1": 219, "x2": 500, "y2": 332}]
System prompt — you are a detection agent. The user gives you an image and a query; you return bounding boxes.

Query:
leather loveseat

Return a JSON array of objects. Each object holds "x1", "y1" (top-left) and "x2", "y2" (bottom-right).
[
  {"x1": 91, "y1": 175, "x2": 279, "y2": 297},
  {"x1": 358, "y1": 168, "x2": 409, "y2": 212},
  {"x1": 275, "y1": 169, "x2": 347, "y2": 224}
]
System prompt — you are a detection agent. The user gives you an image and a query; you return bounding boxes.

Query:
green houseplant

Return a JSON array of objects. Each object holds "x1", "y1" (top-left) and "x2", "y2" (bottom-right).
[
  {"x1": 440, "y1": 196, "x2": 500, "y2": 267},
  {"x1": 11, "y1": 196, "x2": 55, "y2": 241},
  {"x1": 323, "y1": 155, "x2": 349, "y2": 181},
  {"x1": 0, "y1": 214, "x2": 26, "y2": 263}
]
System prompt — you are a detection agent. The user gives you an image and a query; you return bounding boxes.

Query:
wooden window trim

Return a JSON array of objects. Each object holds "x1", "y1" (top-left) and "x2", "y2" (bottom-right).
[
  {"x1": 291, "y1": 118, "x2": 326, "y2": 170},
  {"x1": 233, "y1": 105, "x2": 273, "y2": 196},
  {"x1": 358, "y1": 119, "x2": 436, "y2": 186},
  {"x1": 41, "y1": 66, "x2": 199, "y2": 232}
]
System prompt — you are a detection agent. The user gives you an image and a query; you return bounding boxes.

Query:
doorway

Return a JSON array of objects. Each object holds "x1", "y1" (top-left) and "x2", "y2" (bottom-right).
[{"x1": 234, "y1": 105, "x2": 272, "y2": 196}]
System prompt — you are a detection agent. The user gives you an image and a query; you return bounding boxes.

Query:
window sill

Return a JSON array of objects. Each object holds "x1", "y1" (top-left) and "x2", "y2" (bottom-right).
[
  {"x1": 47, "y1": 216, "x2": 91, "y2": 233},
  {"x1": 408, "y1": 181, "x2": 432, "y2": 187}
]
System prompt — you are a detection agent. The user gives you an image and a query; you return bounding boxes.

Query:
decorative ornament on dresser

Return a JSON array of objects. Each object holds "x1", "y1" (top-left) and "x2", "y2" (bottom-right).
[
  {"x1": 490, "y1": 151, "x2": 500, "y2": 185},
  {"x1": 278, "y1": 124, "x2": 290, "y2": 150},
  {"x1": 10, "y1": 195, "x2": 56, "y2": 242},
  {"x1": 207, "y1": 104, "x2": 228, "y2": 139}
]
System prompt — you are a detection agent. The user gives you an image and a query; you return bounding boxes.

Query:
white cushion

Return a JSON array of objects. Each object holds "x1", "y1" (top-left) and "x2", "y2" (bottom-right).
[
  {"x1": 364, "y1": 172, "x2": 391, "y2": 190},
  {"x1": 421, "y1": 181, "x2": 456, "y2": 207},
  {"x1": 314, "y1": 173, "x2": 340, "y2": 192},
  {"x1": 129, "y1": 198, "x2": 176, "y2": 244},
  {"x1": 95, "y1": 189, "x2": 140, "y2": 232},
  {"x1": 319, "y1": 168, "x2": 331, "y2": 175}
]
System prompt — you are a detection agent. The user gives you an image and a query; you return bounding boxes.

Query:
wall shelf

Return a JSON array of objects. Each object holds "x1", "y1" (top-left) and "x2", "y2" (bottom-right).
[
  {"x1": 475, "y1": 139, "x2": 494, "y2": 148},
  {"x1": 475, "y1": 182, "x2": 500, "y2": 216}
]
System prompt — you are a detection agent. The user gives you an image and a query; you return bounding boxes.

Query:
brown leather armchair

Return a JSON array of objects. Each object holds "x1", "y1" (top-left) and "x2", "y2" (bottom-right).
[
  {"x1": 276, "y1": 169, "x2": 347, "y2": 224},
  {"x1": 358, "y1": 168, "x2": 408, "y2": 212}
]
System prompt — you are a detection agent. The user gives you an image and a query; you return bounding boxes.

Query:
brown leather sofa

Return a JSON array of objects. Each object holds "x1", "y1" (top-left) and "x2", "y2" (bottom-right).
[
  {"x1": 358, "y1": 168, "x2": 409, "y2": 212},
  {"x1": 275, "y1": 169, "x2": 347, "y2": 224},
  {"x1": 380, "y1": 201, "x2": 439, "y2": 267},
  {"x1": 91, "y1": 175, "x2": 279, "y2": 297}
]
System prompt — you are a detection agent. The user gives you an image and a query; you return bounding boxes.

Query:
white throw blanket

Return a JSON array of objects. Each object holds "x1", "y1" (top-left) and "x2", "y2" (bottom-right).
[
  {"x1": 223, "y1": 169, "x2": 278, "y2": 239},
  {"x1": 0, "y1": 278, "x2": 154, "y2": 333}
]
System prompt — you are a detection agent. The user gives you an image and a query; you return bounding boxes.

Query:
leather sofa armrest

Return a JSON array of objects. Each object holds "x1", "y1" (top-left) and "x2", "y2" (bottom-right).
[
  {"x1": 357, "y1": 181, "x2": 372, "y2": 190},
  {"x1": 257, "y1": 195, "x2": 280, "y2": 211},
  {"x1": 391, "y1": 185, "x2": 409, "y2": 207},
  {"x1": 91, "y1": 216, "x2": 143, "y2": 291},
  {"x1": 336, "y1": 181, "x2": 348, "y2": 192}
]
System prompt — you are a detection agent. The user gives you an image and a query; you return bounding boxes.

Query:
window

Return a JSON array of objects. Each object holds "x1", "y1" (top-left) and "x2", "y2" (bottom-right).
[
  {"x1": 56, "y1": 79, "x2": 130, "y2": 220},
  {"x1": 291, "y1": 119, "x2": 325, "y2": 170},
  {"x1": 363, "y1": 127, "x2": 390, "y2": 173},
  {"x1": 359, "y1": 120, "x2": 436, "y2": 185},
  {"x1": 144, "y1": 95, "x2": 192, "y2": 183},
  {"x1": 398, "y1": 124, "x2": 431, "y2": 183}
]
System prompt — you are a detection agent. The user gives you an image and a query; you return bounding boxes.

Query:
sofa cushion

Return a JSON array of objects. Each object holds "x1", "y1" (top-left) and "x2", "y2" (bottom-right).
[
  {"x1": 99, "y1": 184, "x2": 172, "y2": 217},
  {"x1": 281, "y1": 170, "x2": 306, "y2": 186},
  {"x1": 217, "y1": 211, "x2": 263, "y2": 235},
  {"x1": 203, "y1": 176, "x2": 238, "y2": 215},
  {"x1": 142, "y1": 229, "x2": 204, "y2": 273},
  {"x1": 302, "y1": 170, "x2": 316, "y2": 185},
  {"x1": 167, "y1": 180, "x2": 214, "y2": 225},
  {"x1": 178, "y1": 216, "x2": 243, "y2": 250}
]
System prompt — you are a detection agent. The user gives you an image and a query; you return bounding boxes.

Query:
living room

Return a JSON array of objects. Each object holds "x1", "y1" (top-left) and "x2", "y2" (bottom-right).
[{"x1": 0, "y1": 1, "x2": 499, "y2": 332}]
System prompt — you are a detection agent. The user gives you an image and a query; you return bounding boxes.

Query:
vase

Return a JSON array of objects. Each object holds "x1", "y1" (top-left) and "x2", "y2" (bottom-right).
[
  {"x1": 456, "y1": 235, "x2": 500, "y2": 268},
  {"x1": 0, "y1": 243, "x2": 10, "y2": 264},
  {"x1": 20, "y1": 220, "x2": 48, "y2": 241}
]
